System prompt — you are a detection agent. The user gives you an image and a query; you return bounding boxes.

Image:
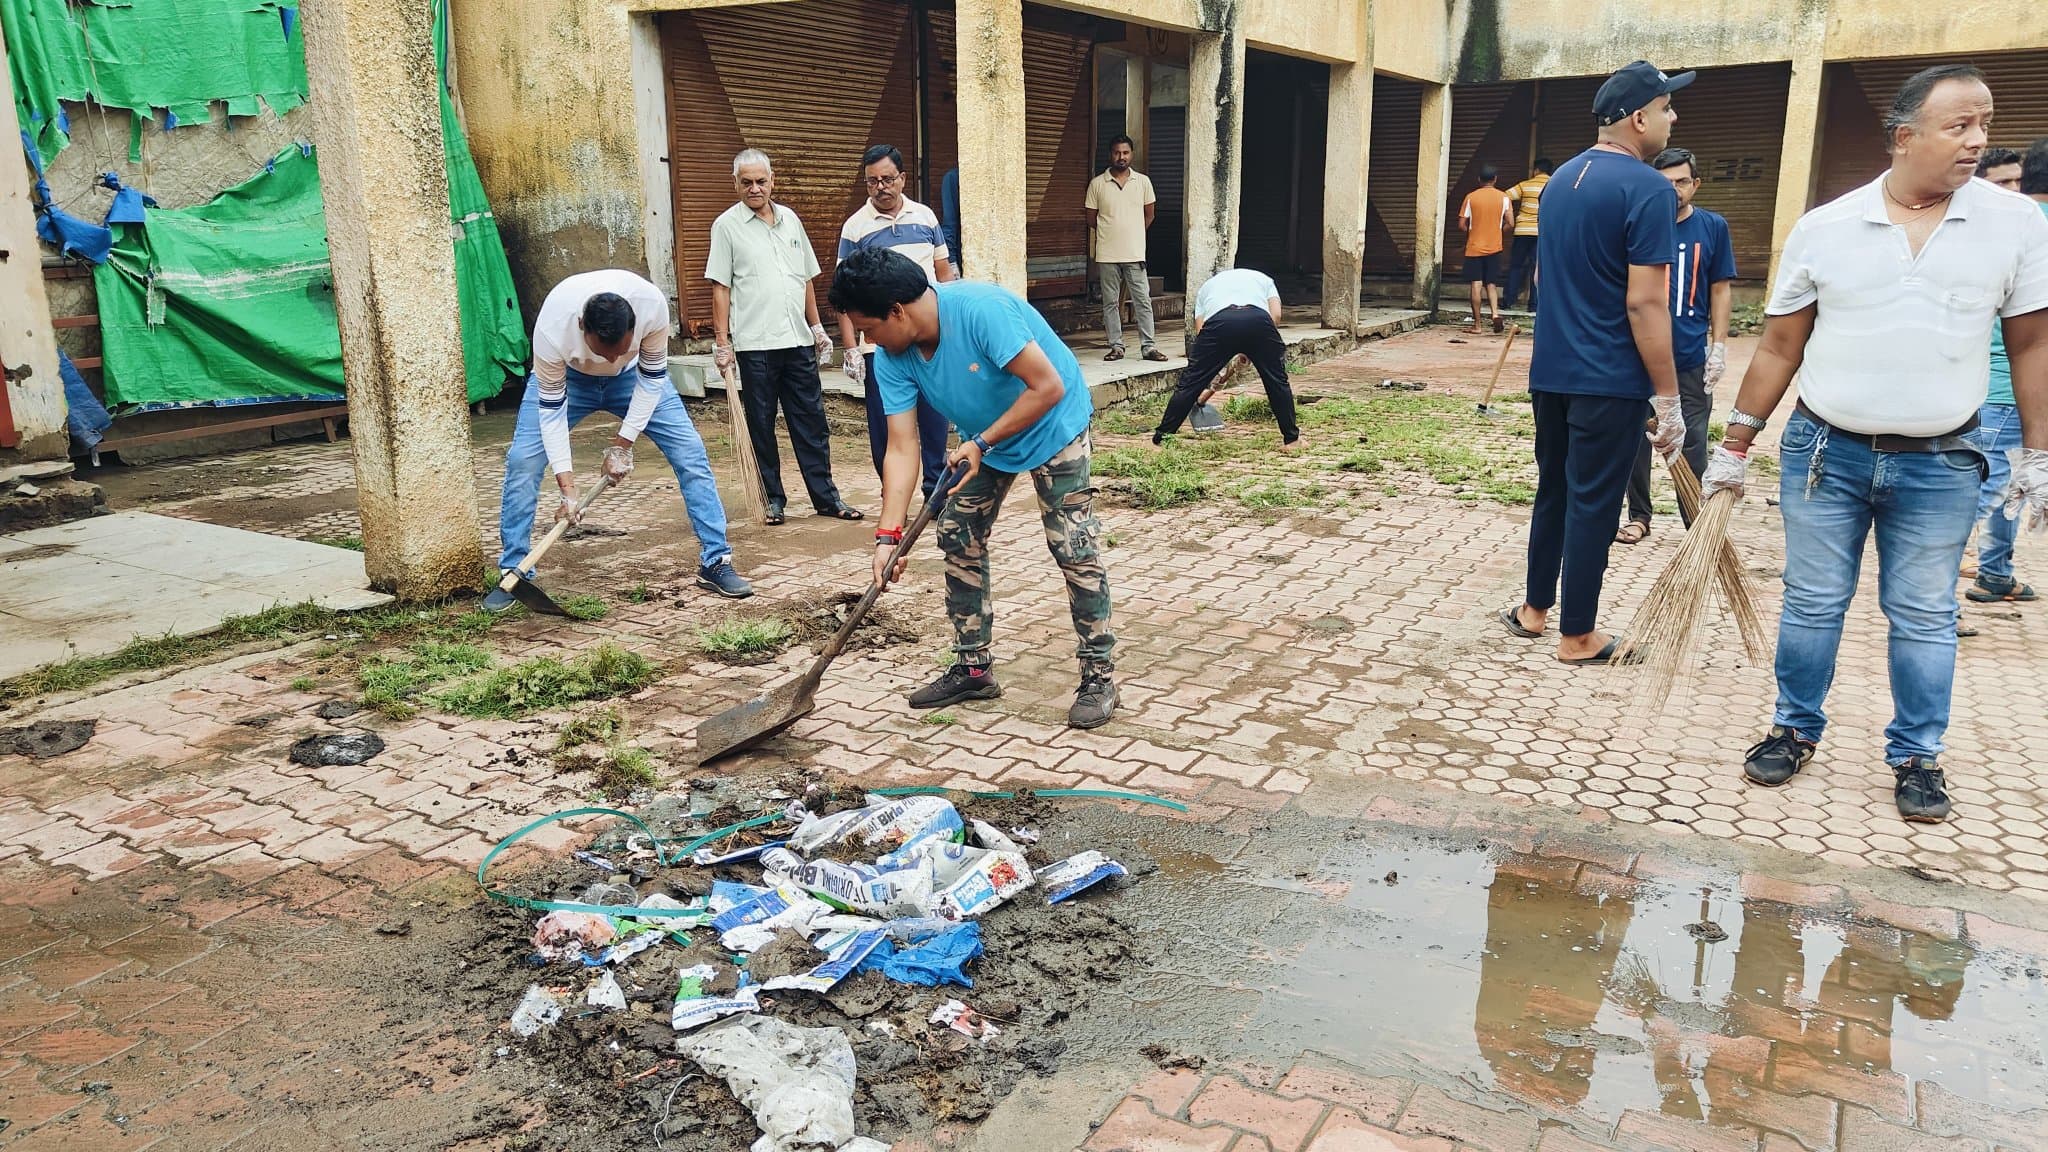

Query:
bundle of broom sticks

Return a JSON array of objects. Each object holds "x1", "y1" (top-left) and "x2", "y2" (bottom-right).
[
  {"x1": 720, "y1": 361, "x2": 769, "y2": 524},
  {"x1": 1612, "y1": 452, "x2": 1772, "y2": 713}
]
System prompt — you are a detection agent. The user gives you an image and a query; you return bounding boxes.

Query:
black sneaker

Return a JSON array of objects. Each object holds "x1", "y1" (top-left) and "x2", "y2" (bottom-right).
[
  {"x1": 696, "y1": 559, "x2": 753, "y2": 599},
  {"x1": 1893, "y1": 758, "x2": 1952, "y2": 823},
  {"x1": 908, "y1": 665, "x2": 1002, "y2": 709},
  {"x1": 1743, "y1": 725, "x2": 1815, "y2": 787},
  {"x1": 1068, "y1": 674, "x2": 1117, "y2": 730}
]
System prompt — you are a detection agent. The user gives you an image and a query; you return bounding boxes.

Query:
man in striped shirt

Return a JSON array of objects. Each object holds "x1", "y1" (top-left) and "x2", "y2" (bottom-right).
[
  {"x1": 485, "y1": 269, "x2": 751, "y2": 611},
  {"x1": 838, "y1": 144, "x2": 955, "y2": 499},
  {"x1": 1618, "y1": 146, "x2": 1735, "y2": 543}
]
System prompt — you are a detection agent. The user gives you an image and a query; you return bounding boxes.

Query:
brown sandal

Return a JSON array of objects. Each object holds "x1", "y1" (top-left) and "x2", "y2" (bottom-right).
[{"x1": 1615, "y1": 520, "x2": 1650, "y2": 545}]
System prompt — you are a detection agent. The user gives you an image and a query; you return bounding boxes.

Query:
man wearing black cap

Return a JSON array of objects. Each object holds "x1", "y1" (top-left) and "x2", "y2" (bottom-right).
[{"x1": 1500, "y1": 61, "x2": 1689, "y2": 666}]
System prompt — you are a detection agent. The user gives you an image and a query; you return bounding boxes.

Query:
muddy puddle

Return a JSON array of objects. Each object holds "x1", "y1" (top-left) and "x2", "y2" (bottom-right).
[{"x1": 1075, "y1": 806, "x2": 2048, "y2": 1139}]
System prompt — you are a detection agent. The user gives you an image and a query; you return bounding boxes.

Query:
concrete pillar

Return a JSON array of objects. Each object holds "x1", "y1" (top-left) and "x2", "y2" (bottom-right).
[
  {"x1": 1184, "y1": 9, "x2": 1246, "y2": 335},
  {"x1": 1411, "y1": 82, "x2": 1452, "y2": 311},
  {"x1": 0, "y1": 31, "x2": 67, "y2": 463},
  {"x1": 1320, "y1": 55, "x2": 1374, "y2": 332},
  {"x1": 630, "y1": 13, "x2": 678, "y2": 306},
  {"x1": 1124, "y1": 56, "x2": 1149, "y2": 170},
  {"x1": 955, "y1": 0, "x2": 1028, "y2": 294},
  {"x1": 1769, "y1": 8, "x2": 1830, "y2": 288},
  {"x1": 301, "y1": 0, "x2": 483, "y2": 599}
]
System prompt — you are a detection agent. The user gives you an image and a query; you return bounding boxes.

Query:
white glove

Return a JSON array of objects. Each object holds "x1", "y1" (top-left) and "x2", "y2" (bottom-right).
[
  {"x1": 1704, "y1": 343, "x2": 1727, "y2": 391},
  {"x1": 811, "y1": 323, "x2": 833, "y2": 365},
  {"x1": 2001, "y1": 447, "x2": 2048, "y2": 533},
  {"x1": 713, "y1": 342, "x2": 735, "y2": 372},
  {"x1": 601, "y1": 443, "x2": 633, "y2": 485},
  {"x1": 1647, "y1": 394, "x2": 1685, "y2": 459},
  {"x1": 843, "y1": 347, "x2": 866, "y2": 386},
  {"x1": 554, "y1": 486, "x2": 584, "y2": 526},
  {"x1": 1700, "y1": 445, "x2": 1749, "y2": 501}
]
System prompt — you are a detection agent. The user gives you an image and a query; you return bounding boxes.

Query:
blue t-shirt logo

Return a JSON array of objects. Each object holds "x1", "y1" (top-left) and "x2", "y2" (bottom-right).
[{"x1": 1529, "y1": 148, "x2": 1680, "y2": 399}]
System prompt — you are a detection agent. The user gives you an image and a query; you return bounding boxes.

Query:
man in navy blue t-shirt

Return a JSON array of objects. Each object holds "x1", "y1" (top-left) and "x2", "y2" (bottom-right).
[
  {"x1": 1619, "y1": 147, "x2": 1738, "y2": 539},
  {"x1": 1501, "y1": 61, "x2": 1690, "y2": 665}
]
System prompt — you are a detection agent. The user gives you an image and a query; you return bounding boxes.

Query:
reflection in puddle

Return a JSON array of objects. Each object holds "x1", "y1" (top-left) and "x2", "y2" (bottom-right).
[{"x1": 1244, "y1": 839, "x2": 2048, "y2": 1130}]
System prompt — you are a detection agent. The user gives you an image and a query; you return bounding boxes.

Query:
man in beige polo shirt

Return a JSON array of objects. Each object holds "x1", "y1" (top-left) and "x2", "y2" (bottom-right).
[{"x1": 1085, "y1": 135, "x2": 1166, "y2": 362}]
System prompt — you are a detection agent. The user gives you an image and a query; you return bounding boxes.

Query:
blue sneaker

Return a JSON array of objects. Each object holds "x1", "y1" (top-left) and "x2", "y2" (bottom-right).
[
  {"x1": 481, "y1": 576, "x2": 526, "y2": 613},
  {"x1": 697, "y1": 559, "x2": 753, "y2": 599}
]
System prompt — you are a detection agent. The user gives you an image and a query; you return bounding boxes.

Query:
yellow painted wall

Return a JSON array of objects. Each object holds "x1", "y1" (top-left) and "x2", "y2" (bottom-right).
[
  {"x1": 1372, "y1": 0, "x2": 1449, "y2": 82},
  {"x1": 1479, "y1": 0, "x2": 1800, "y2": 81},
  {"x1": 1824, "y1": 3, "x2": 2048, "y2": 62}
]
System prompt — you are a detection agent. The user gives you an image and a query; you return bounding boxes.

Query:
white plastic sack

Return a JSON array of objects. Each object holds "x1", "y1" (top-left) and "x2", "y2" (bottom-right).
[{"x1": 678, "y1": 1015, "x2": 876, "y2": 1151}]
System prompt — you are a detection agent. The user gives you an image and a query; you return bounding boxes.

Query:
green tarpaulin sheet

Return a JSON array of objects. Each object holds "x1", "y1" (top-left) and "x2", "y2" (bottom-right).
[
  {"x1": 5, "y1": 0, "x2": 307, "y2": 164},
  {"x1": 77, "y1": 1, "x2": 524, "y2": 409}
]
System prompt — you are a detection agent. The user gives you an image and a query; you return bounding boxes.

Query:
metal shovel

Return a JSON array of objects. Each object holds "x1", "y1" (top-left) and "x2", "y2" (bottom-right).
[
  {"x1": 495, "y1": 475, "x2": 616, "y2": 616},
  {"x1": 1475, "y1": 323, "x2": 1520, "y2": 419},
  {"x1": 694, "y1": 461, "x2": 964, "y2": 764}
]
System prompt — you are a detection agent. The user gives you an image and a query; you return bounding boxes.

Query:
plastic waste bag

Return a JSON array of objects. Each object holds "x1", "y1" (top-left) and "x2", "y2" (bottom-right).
[
  {"x1": 677, "y1": 1015, "x2": 880, "y2": 1152},
  {"x1": 855, "y1": 922, "x2": 984, "y2": 988}
]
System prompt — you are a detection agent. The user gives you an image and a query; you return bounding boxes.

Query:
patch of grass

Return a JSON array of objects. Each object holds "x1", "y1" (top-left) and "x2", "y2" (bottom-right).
[
  {"x1": 1222, "y1": 394, "x2": 1273, "y2": 422},
  {"x1": 696, "y1": 618, "x2": 796, "y2": 660},
  {"x1": 1336, "y1": 451, "x2": 1384, "y2": 474},
  {"x1": 1489, "y1": 391, "x2": 1532, "y2": 405},
  {"x1": 920, "y1": 711, "x2": 959, "y2": 726},
  {"x1": 625, "y1": 584, "x2": 653, "y2": 604},
  {"x1": 429, "y1": 642, "x2": 657, "y2": 719},
  {"x1": 289, "y1": 676, "x2": 316, "y2": 693},
  {"x1": 1708, "y1": 420, "x2": 1726, "y2": 445},
  {"x1": 360, "y1": 640, "x2": 494, "y2": 718},
  {"x1": 1234, "y1": 479, "x2": 1324, "y2": 510},
  {"x1": 556, "y1": 705, "x2": 624, "y2": 751},
  {"x1": 1, "y1": 601, "x2": 351, "y2": 707},
  {"x1": 1094, "y1": 394, "x2": 1169, "y2": 436},
  {"x1": 1732, "y1": 301, "x2": 1767, "y2": 335},
  {"x1": 559, "y1": 594, "x2": 609, "y2": 621},
  {"x1": 1753, "y1": 453, "x2": 1781, "y2": 477},
  {"x1": 313, "y1": 535, "x2": 364, "y2": 551},
  {"x1": 1093, "y1": 444, "x2": 1210, "y2": 508},
  {"x1": 594, "y1": 746, "x2": 659, "y2": 797}
]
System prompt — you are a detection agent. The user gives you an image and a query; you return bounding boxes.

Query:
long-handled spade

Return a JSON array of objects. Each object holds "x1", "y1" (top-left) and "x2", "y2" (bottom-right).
[
  {"x1": 1475, "y1": 323, "x2": 1521, "y2": 418},
  {"x1": 493, "y1": 475, "x2": 616, "y2": 615},
  {"x1": 693, "y1": 460, "x2": 966, "y2": 764}
]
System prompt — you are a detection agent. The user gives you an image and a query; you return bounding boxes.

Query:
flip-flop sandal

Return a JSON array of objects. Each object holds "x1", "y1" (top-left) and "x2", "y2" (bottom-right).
[
  {"x1": 1957, "y1": 621, "x2": 1981, "y2": 638},
  {"x1": 816, "y1": 505, "x2": 866, "y2": 521},
  {"x1": 1615, "y1": 521, "x2": 1650, "y2": 545},
  {"x1": 764, "y1": 500, "x2": 787, "y2": 526},
  {"x1": 1559, "y1": 637, "x2": 1641, "y2": 666},
  {"x1": 1499, "y1": 605, "x2": 1542, "y2": 638},
  {"x1": 1966, "y1": 581, "x2": 2036, "y2": 602}
]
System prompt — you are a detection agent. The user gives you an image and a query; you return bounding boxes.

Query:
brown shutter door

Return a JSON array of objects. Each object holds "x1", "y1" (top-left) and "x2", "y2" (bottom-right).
[
  {"x1": 664, "y1": 2, "x2": 920, "y2": 333},
  {"x1": 1667, "y1": 64, "x2": 1790, "y2": 282},
  {"x1": 1535, "y1": 76, "x2": 1602, "y2": 177},
  {"x1": 1819, "y1": 49, "x2": 2048, "y2": 210},
  {"x1": 1439, "y1": 82, "x2": 1532, "y2": 277},
  {"x1": 1022, "y1": 10, "x2": 1095, "y2": 297},
  {"x1": 1366, "y1": 75, "x2": 1422, "y2": 278}
]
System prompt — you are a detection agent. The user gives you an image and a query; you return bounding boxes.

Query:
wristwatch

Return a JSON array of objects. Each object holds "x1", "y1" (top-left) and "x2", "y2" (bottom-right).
[
  {"x1": 969, "y1": 433, "x2": 992, "y2": 453},
  {"x1": 1727, "y1": 410, "x2": 1769, "y2": 433}
]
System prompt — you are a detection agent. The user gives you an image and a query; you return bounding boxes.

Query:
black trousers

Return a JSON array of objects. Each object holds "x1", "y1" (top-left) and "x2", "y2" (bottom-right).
[
  {"x1": 1625, "y1": 363, "x2": 1713, "y2": 527},
  {"x1": 1155, "y1": 306, "x2": 1299, "y2": 443},
  {"x1": 1505, "y1": 234, "x2": 1540, "y2": 310},
  {"x1": 1526, "y1": 391, "x2": 1642, "y2": 636},
  {"x1": 737, "y1": 347, "x2": 843, "y2": 510}
]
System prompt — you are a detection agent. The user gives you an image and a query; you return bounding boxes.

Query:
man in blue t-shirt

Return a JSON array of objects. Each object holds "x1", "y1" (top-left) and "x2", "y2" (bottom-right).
[
  {"x1": 1619, "y1": 146, "x2": 1737, "y2": 540},
  {"x1": 1500, "y1": 60, "x2": 1689, "y2": 666},
  {"x1": 829, "y1": 247, "x2": 1117, "y2": 730}
]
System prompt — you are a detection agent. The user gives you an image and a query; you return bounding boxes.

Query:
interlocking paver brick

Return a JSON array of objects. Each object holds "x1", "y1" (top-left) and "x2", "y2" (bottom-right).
[
  {"x1": 1276, "y1": 1065, "x2": 1409, "y2": 1127},
  {"x1": 1395, "y1": 1085, "x2": 1541, "y2": 1151},
  {"x1": 1188, "y1": 1077, "x2": 1327, "y2": 1151},
  {"x1": 1306, "y1": 1109, "x2": 1454, "y2": 1152},
  {"x1": 1083, "y1": 1097, "x2": 1235, "y2": 1152}
]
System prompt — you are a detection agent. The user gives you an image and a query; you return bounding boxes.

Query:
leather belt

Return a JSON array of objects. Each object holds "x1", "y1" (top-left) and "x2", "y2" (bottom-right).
[{"x1": 1795, "y1": 401, "x2": 1978, "y2": 453}]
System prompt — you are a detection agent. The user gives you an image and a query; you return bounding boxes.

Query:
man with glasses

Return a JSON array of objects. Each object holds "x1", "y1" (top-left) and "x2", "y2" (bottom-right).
[
  {"x1": 838, "y1": 144, "x2": 956, "y2": 501},
  {"x1": 1618, "y1": 146, "x2": 1735, "y2": 543},
  {"x1": 708, "y1": 148, "x2": 860, "y2": 526}
]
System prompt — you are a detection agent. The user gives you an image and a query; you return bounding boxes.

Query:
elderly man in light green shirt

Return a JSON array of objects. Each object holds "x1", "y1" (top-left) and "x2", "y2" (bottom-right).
[{"x1": 708, "y1": 148, "x2": 860, "y2": 525}]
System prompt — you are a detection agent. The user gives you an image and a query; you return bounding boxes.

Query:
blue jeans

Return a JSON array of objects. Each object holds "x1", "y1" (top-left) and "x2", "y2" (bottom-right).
[
  {"x1": 1968, "y1": 402, "x2": 2022, "y2": 586},
  {"x1": 498, "y1": 368, "x2": 730, "y2": 574},
  {"x1": 1773, "y1": 411, "x2": 1985, "y2": 763}
]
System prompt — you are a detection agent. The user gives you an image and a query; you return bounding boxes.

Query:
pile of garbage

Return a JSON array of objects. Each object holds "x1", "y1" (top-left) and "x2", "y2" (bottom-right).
[{"x1": 496, "y1": 789, "x2": 1131, "y2": 1152}]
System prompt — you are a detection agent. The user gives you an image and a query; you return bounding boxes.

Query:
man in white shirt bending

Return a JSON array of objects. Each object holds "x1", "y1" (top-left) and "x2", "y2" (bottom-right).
[
  {"x1": 485, "y1": 269, "x2": 752, "y2": 611},
  {"x1": 1702, "y1": 64, "x2": 2048, "y2": 822},
  {"x1": 1151, "y1": 267, "x2": 1300, "y2": 451}
]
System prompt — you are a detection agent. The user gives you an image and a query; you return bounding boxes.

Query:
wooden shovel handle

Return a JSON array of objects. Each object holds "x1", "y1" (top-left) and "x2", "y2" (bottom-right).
[{"x1": 500, "y1": 475, "x2": 615, "y2": 591}]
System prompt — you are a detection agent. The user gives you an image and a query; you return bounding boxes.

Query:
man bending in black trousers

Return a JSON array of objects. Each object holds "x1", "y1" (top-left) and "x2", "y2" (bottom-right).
[{"x1": 1153, "y1": 267, "x2": 1302, "y2": 452}]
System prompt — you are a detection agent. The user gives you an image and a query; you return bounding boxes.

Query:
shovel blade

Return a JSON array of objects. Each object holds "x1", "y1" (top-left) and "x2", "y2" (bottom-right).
[
  {"x1": 507, "y1": 575, "x2": 569, "y2": 616},
  {"x1": 694, "y1": 682, "x2": 817, "y2": 764}
]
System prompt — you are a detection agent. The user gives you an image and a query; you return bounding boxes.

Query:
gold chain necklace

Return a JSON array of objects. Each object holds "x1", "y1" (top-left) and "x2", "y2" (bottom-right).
[{"x1": 1882, "y1": 175, "x2": 1953, "y2": 214}]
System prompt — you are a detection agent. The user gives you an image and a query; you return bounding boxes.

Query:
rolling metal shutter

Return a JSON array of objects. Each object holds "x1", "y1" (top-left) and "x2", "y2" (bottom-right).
[
  {"x1": 1439, "y1": 82, "x2": 1529, "y2": 278},
  {"x1": 1819, "y1": 50, "x2": 2048, "y2": 209},
  {"x1": 1366, "y1": 75, "x2": 1422, "y2": 277},
  {"x1": 663, "y1": 2, "x2": 921, "y2": 333},
  {"x1": 1021, "y1": 10, "x2": 1095, "y2": 296},
  {"x1": 1147, "y1": 103, "x2": 1186, "y2": 285},
  {"x1": 1665, "y1": 64, "x2": 1790, "y2": 281}
]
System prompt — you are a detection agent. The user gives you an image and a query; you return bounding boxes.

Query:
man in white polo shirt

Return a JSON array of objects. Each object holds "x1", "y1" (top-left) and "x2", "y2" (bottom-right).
[
  {"x1": 1151, "y1": 267, "x2": 1299, "y2": 450},
  {"x1": 838, "y1": 144, "x2": 955, "y2": 500},
  {"x1": 485, "y1": 269, "x2": 752, "y2": 611},
  {"x1": 1702, "y1": 64, "x2": 2048, "y2": 823}
]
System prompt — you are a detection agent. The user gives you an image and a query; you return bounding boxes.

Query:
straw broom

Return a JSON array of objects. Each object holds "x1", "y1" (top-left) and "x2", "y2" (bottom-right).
[
  {"x1": 1610, "y1": 454, "x2": 1772, "y2": 714},
  {"x1": 720, "y1": 360, "x2": 768, "y2": 524}
]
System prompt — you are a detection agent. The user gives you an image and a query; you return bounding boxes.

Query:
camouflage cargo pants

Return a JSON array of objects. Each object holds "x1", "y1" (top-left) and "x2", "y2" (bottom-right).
[{"x1": 936, "y1": 430, "x2": 1114, "y2": 677}]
